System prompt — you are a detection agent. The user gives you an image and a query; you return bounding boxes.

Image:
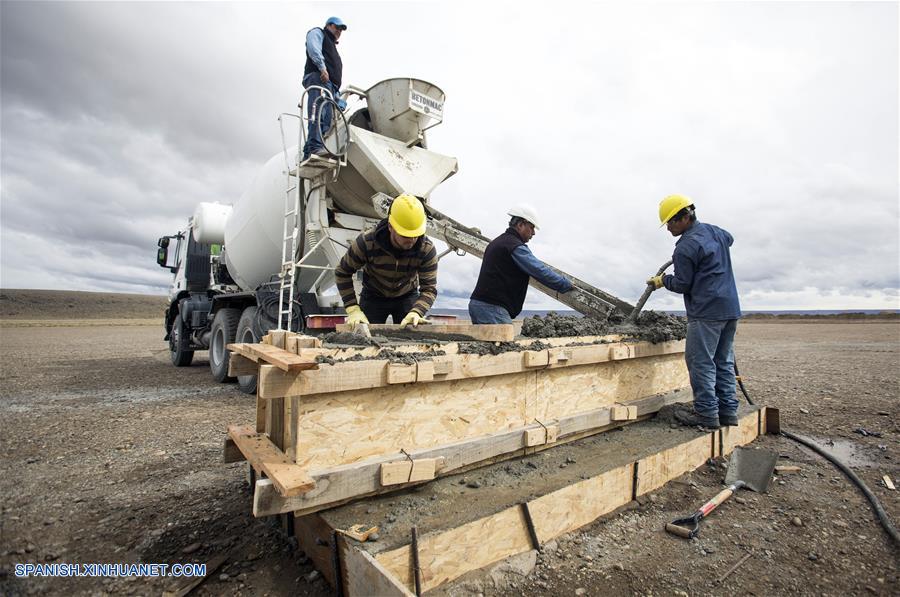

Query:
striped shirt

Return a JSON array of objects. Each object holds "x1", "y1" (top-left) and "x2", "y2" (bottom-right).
[{"x1": 335, "y1": 219, "x2": 438, "y2": 316}]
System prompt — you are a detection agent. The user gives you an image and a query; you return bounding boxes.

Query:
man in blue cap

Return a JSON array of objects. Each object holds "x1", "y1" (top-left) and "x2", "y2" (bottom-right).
[{"x1": 302, "y1": 17, "x2": 347, "y2": 160}]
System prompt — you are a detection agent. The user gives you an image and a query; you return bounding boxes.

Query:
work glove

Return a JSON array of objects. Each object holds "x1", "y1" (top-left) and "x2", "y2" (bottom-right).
[
  {"x1": 400, "y1": 311, "x2": 424, "y2": 327},
  {"x1": 647, "y1": 274, "x2": 665, "y2": 290},
  {"x1": 345, "y1": 305, "x2": 369, "y2": 326}
]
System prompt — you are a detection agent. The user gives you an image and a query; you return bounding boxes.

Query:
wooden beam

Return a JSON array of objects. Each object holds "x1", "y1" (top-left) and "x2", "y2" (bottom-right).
[
  {"x1": 286, "y1": 334, "x2": 323, "y2": 353},
  {"x1": 228, "y1": 342, "x2": 319, "y2": 372},
  {"x1": 258, "y1": 339, "x2": 686, "y2": 399},
  {"x1": 335, "y1": 322, "x2": 515, "y2": 342},
  {"x1": 228, "y1": 353, "x2": 258, "y2": 377},
  {"x1": 251, "y1": 389, "x2": 690, "y2": 517},
  {"x1": 227, "y1": 425, "x2": 315, "y2": 497},
  {"x1": 380, "y1": 458, "x2": 439, "y2": 486}
]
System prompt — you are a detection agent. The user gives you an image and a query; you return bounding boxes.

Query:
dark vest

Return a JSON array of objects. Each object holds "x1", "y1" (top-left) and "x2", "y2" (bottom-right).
[
  {"x1": 470, "y1": 228, "x2": 529, "y2": 318},
  {"x1": 304, "y1": 27, "x2": 343, "y2": 88}
]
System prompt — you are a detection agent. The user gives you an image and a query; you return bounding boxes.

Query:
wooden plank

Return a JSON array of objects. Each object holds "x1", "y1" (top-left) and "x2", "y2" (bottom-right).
[
  {"x1": 380, "y1": 459, "x2": 438, "y2": 486},
  {"x1": 269, "y1": 330, "x2": 287, "y2": 349},
  {"x1": 229, "y1": 342, "x2": 319, "y2": 372},
  {"x1": 336, "y1": 322, "x2": 515, "y2": 342},
  {"x1": 255, "y1": 395, "x2": 268, "y2": 434},
  {"x1": 227, "y1": 425, "x2": 315, "y2": 497},
  {"x1": 610, "y1": 405, "x2": 637, "y2": 421},
  {"x1": 287, "y1": 334, "x2": 323, "y2": 353},
  {"x1": 252, "y1": 390, "x2": 689, "y2": 517},
  {"x1": 387, "y1": 363, "x2": 416, "y2": 384},
  {"x1": 340, "y1": 538, "x2": 414, "y2": 597},
  {"x1": 223, "y1": 433, "x2": 246, "y2": 463},
  {"x1": 529, "y1": 463, "x2": 634, "y2": 543},
  {"x1": 635, "y1": 433, "x2": 712, "y2": 495},
  {"x1": 721, "y1": 412, "x2": 759, "y2": 455},
  {"x1": 376, "y1": 505, "x2": 531, "y2": 593},
  {"x1": 258, "y1": 339, "x2": 686, "y2": 399},
  {"x1": 228, "y1": 352, "x2": 258, "y2": 377},
  {"x1": 523, "y1": 350, "x2": 550, "y2": 367},
  {"x1": 416, "y1": 360, "x2": 434, "y2": 382},
  {"x1": 294, "y1": 513, "x2": 337, "y2": 586}
]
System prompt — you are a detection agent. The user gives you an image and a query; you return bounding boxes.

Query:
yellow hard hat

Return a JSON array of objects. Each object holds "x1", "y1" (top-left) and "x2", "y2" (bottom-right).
[
  {"x1": 388, "y1": 193, "x2": 426, "y2": 237},
  {"x1": 658, "y1": 194, "x2": 694, "y2": 226}
]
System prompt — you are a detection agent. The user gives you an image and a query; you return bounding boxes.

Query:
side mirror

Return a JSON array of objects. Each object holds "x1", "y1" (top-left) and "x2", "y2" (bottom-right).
[
  {"x1": 158, "y1": 237, "x2": 170, "y2": 249},
  {"x1": 157, "y1": 247, "x2": 168, "y2": 268}
]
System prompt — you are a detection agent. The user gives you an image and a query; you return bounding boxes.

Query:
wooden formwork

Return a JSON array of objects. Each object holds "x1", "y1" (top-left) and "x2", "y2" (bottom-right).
[
  {"x1": 223, "y1": 329, "x2": 693, "y2": 517},
  {"x1": 295, "y1": 407, "x2": 778, "y2": 596}
]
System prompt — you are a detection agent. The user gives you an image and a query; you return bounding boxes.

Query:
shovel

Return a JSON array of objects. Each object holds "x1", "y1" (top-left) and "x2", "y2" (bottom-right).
[{"x1": 665, "y1": 447, "x2": 777, "y2": 539}]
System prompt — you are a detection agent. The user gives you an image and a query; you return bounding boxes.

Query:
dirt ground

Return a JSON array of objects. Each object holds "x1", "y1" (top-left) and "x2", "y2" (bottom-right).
[{"x1": 1, "y1": 307, "x2": 898, "y2": 595}]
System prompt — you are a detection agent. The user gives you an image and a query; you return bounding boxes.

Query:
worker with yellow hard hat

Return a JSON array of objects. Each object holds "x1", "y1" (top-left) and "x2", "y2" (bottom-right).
[
  {"x1": 647, "y1": 195, "x2": 742, "y2": 430},
  {"x1": 335, "y1": 194, "x2": 438, "y2": 327}
]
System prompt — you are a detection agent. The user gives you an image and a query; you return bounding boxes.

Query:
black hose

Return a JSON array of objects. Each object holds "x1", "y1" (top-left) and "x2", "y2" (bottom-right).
[
  {"x1": 733, "y1": 359, "x2": 754, "y2": 405},
  {"x1": 733, "y1": 358, "x2": 898, "y2": 546},
  {"x1": 781, "y1": 430, "x2": 899, "y2": 546}
]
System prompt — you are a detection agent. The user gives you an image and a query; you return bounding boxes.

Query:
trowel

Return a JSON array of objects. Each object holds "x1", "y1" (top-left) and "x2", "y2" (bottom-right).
[{"x1": 665, "y1": 447, "x2": 777, "y2": 539}]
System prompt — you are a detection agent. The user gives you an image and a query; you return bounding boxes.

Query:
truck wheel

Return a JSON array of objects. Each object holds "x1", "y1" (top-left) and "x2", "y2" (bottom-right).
[
  {"x1": 170, "y1": 310, "x2": 194, "y2": 367},
  {"x1": 210, "y1": 308, "x2": 240, "y2": 383},
  {"x1": 235, "y1": 306, "x2": 262, "y2": 394}
]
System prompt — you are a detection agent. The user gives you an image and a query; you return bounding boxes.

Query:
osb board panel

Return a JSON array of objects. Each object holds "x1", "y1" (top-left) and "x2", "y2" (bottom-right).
[
  {"x1": 722, "y1": 410, "x2": 760, "y2": 455},
  {"x1": 294, "y1": 354, "x2": 689, "y2": 470},
  {"x1": 376, "y1": 505, "x2": 532, "y2": 594},
  {"x1": 294, "y1": 372, "x2": 534, "y2": 469},
  {"x1": 341, "y1": 538, "x2": 414, "y2": 597},
  {"x1": 529, "y1": 463, "x2": 634, "y2": 544},
  {"x1": 532, "y1": 353, "x2": 689, "y2": 421},
  {"x1": 635, "y1": 433, "x2": 712, "y2": 496}
]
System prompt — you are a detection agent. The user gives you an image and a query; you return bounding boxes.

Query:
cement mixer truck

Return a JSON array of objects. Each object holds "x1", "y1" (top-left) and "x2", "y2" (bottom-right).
[{"x1": 156, "y1": 78, "x2": 633, "y2": 393}]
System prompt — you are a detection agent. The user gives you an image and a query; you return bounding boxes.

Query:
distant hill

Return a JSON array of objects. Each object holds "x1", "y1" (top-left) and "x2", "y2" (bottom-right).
[
  {"x1": 1, "y1": 290, "x2": 896, "y2": 322},
  {"x1": 0, "y1": 289, "x2": 167, "y2": 320}
]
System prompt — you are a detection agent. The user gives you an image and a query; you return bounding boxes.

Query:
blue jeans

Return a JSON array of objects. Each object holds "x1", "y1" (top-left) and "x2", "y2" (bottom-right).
[
  {"x1": 302, "y1": 72, "x2": 339, "y2": 158},
  {"x1": 468, "y1": 299, "x2": 512, "y2": 324},
  {"x1": 684, "y1": 318, "x2": 739, "y2": 419}
]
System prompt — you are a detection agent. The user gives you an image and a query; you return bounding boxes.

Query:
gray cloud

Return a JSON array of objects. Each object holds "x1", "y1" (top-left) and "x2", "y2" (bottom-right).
[{"x1": 1, "y1": 1, "x2": 897, "y2": 309}]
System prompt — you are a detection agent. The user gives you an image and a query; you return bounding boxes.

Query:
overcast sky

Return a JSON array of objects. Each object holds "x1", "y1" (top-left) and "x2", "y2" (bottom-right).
[{"x1": 2, "y1": 1, "x2": 898, "y2": 311}]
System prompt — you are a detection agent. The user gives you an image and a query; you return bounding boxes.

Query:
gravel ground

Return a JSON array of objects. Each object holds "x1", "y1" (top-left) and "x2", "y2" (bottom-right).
[{"x1": 1, "y1": 319, "x2": 897, "y2": 596}]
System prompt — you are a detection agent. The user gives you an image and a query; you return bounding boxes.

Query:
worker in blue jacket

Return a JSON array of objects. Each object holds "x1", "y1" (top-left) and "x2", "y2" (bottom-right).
[
  {"x1": 647, "y1": 195, "x2": 742, "y2": 429},
  {"x1": 469, "y1": 205, "x2": 573, "y2": 324}
]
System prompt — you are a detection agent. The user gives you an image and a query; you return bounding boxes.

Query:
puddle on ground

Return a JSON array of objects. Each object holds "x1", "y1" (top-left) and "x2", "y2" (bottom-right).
[{"x1": 806, "y1": 437, "x2": 879, "y2": 468}]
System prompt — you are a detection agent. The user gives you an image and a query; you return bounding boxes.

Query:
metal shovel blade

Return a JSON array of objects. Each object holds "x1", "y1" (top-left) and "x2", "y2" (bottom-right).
[{"x1": 724, "y1": 447, "x2": 777, "y2": 493}]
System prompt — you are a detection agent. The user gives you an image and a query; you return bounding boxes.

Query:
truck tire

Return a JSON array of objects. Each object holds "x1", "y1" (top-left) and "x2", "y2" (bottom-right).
[
  {"x1": 170, "y1": 310, "x2": 194, "y2": 367},
  {"x1": 209, "y1": 308, "x2": 240, "y2": 383},
  {"x1": 235, "y1": 306, "x2": 262, "y2": 394}
]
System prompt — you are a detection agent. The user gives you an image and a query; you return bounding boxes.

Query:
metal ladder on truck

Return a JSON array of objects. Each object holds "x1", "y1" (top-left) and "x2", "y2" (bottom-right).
[{"x1": 275, "y1": 85, "x2": 349, "y2": 331}]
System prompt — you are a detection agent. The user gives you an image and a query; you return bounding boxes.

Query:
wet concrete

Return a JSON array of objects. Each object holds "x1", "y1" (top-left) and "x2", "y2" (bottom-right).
[
  {"x1": 456, "y1": 340, "x2": 551, "y2": 355},
  {"x1": 316, "y1": 348, "x2": 446, "y2": 366},
  {"x1": 521, "y1": 310, "x2": 687, "y2": 343},
  {"x1": 321, "y1": 331, "x2": 378, "y2": 346}
]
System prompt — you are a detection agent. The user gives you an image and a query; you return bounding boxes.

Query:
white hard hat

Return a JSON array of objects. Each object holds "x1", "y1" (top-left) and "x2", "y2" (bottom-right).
[{"x1": 507, "y1": 204, "x2": 541, "y2": 229}]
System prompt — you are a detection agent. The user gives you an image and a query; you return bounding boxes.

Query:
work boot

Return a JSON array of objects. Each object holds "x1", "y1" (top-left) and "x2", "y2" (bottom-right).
[
  {"x1": 674, "y1": 408, "x2": 720, "y2": 430},
  {"x1": 719, "y1": 413, "x2": 739, "y2": 427}
]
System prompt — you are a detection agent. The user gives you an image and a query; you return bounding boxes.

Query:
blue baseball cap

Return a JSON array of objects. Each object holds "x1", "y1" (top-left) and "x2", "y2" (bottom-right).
[{"x1": 325, "y1": 16, "x2": 347, "y2": 30}]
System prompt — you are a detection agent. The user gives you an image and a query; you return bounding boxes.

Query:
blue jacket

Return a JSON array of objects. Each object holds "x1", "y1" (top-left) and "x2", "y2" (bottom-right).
[{"x1": 662, "y1": 221, "x2": 741, "y2": 320}]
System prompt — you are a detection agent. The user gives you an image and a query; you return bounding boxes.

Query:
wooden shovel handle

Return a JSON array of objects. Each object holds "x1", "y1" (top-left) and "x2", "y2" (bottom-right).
[
  {"x1": 665, "y1": 522, "x2": 696, "y2": 538},
  {"x1": 700, "y1": 486, "x2": 735, "y2": 517}
]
